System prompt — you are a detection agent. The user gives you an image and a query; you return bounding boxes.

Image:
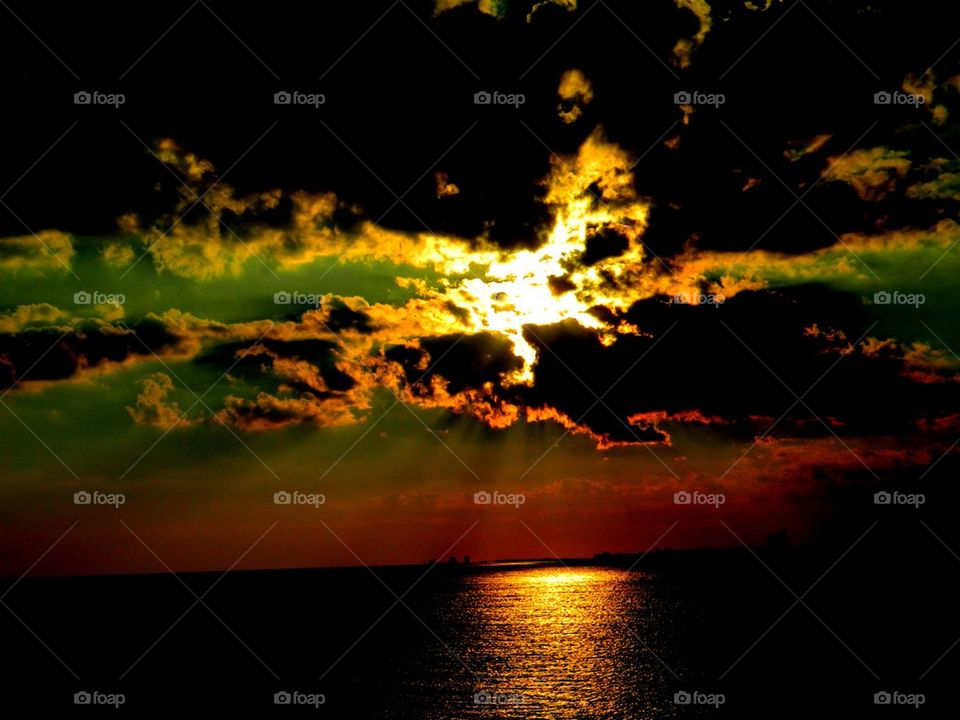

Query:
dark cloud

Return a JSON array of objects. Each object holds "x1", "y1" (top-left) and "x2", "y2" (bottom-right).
[
  {"x1": 0, "y1": 320, "x2": 180, "y2": 389},
  {"x1": 197, "y1": 337, "x2": 357, "y2": 394},
  {"x1": 386, "y1": 332, "x2": 524, "y2": 394},
  {"x1": 378, "y1": 285, "x2": 960, "y2": 447}
]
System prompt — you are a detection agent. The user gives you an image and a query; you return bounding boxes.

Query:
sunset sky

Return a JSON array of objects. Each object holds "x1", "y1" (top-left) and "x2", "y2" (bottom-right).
[{"x1": 2, "y1": 0, "x2": 960, "y2": 576}]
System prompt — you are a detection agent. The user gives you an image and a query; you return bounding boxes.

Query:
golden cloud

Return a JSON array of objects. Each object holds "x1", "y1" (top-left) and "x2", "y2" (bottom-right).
[
  {"x1": 822, "y1": 147, "x2": 911, "y2": 201},
  {"x1": 5, "y1": 121, "x2": 960, "y2": 449},
  {"x1": 0, "y1": 230, "x2": 74, "y2": 272},
  {"x1": 0, "y1": 304, "x2": 71, "y2": 334},
  {"x1": 218, "y1": 391, "x2": 366, "y2": 431},
  {"x1": 671, "y1": 0, "x2": 712, "y2": 68},
  {"x1": 903, "y1": 71, "x2": 948, "y2": 126},
  {"x1": 784, "y1": 133, "x2": 832, "y2": 162},
  {"x1": 557, "y1": 69, "x2": 593, "y2": 124},
  {"x1": 127, "y1": 372, "x2": 191, "y2": 428},
  {"x1": 435, "y1": 172, "x2": 460, "y2": 198}
]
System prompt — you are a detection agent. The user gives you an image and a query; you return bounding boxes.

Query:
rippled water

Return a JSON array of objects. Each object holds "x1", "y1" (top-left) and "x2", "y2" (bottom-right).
[
  {"x1": 5, "y1": 548, "x2": 943, "y2": 715},
  {"x1": 5, "y1": 563, "x2": 708, "y2": 717},
  {"x1": 370, "y1": 565, "x2": 692, "y2": 719}
]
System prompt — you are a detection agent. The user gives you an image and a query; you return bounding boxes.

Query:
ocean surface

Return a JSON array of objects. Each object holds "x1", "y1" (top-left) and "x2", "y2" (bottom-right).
[
  {"x1": 331, "y1": 565, "x2": 694, "y2": 719},
  {"x1": 1, "y1": 548, "x2": 954, "y2": 716}
]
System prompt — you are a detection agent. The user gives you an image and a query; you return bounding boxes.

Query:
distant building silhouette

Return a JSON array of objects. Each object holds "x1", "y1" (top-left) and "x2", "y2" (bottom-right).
[{"x1": 765, "y1": 530, "x2": 788, "y2": 550}]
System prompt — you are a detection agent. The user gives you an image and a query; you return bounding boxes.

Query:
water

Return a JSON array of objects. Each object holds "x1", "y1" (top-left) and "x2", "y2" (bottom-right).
[
  {"x1": 2, "y1": 563, "x2": 708, "y2": 717},
  {"x1": 372, "y1": 566, "x2": 684, "y2": 719},
  {"x1": 3, "y1": 550, "x2": 949, "y2": 716}
]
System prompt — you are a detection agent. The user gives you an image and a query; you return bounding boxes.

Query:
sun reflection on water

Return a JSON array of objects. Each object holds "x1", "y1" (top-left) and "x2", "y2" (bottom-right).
[
  {"x1": 524, "y1": 571, "x2": 592, "y2": 585},
  {"x1": 453, "y1": 566, "x2": 674, "y2": 719}
]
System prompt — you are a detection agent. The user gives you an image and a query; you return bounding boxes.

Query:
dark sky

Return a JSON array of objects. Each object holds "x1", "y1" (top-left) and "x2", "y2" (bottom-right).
[
  {"x1": 1, "y1": 0, "x2": 955, "y2": 243},
  {"x1": 3, "y1": 0, "x2": 960, "y2": 575}
]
